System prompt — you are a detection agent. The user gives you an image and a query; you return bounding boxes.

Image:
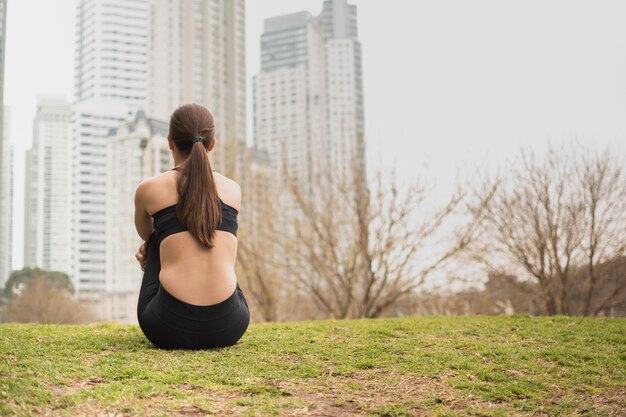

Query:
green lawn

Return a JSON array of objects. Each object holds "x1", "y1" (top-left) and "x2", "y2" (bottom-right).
[{"x1": 0, "y1": 316, "x2": 624, "y2": 416}]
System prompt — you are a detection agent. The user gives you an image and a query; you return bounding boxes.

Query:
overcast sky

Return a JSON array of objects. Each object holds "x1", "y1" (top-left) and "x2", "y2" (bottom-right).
[{"x1": 5, "y1": 0, "x2": 626, "y2": 269}]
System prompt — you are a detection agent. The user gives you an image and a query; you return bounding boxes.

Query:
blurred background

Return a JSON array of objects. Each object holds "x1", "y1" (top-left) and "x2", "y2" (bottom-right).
[{"x1": 0, "y1": 0, "x2": 624, "y2": 323}]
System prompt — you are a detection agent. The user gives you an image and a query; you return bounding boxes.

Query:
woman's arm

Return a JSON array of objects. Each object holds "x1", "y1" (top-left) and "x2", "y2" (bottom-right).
[
  {"x1": 134, "y1": 180, "x2": 154, "y2": 241},
  {"x1": 135, "y1": 241, "x2": 148, "y2": 271}
]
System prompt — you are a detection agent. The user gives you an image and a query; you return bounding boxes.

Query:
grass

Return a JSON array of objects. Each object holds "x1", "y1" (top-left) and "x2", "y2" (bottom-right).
[{"x1": 0, "y1": 315, "x2": 624, "y2": 416}]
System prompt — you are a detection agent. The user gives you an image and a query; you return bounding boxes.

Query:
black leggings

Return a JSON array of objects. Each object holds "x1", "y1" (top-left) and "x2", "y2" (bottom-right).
[{"x1": 137, "y1": 232, "x2": 250, "y2": 350}]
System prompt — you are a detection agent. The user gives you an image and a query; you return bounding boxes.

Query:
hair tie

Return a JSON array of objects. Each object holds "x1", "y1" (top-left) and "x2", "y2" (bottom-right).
[{"x1": 192, "y1": 135, "x2": 203, "y2": 144}]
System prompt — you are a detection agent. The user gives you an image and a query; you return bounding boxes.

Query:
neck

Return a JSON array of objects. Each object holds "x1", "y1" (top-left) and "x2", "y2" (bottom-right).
[{"x1": 173, "y1": 154, "x2": 187, "y2": 168}]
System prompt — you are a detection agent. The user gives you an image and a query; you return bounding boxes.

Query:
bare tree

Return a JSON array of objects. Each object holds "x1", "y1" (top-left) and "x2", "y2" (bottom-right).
[
  {"x1": 236, "y1": 194, "x2": 281, "y2": 322},
  {"x1": 234, "y1": 146, "x2": 281, "y2": 322},
  {"x1": 237, "y1": 239, "x2": 279, "y2": 322},
  {"x1": 276, "y1": 155, "x2": 484, "y2": 319},
  {"x1": 1, "y1": 269, "x2": 94, "y2": 324},
  {"x1": 577, "y1": 152, "x2": 626, "y2": 315},
  {"x1": 472, "y1": 145, "x2": 626, "y2": 315}
]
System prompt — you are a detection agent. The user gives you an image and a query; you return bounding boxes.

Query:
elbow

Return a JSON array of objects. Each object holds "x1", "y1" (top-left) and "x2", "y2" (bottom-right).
[
  {"x1": 138, "y1": 223, "x2": 154, "y2": 242},
  {"x1": 139, "y1": 230, "x2": 153, "y2": 242},
  {"x1": 134, "y1": 219, "x2": 154, "y2": 242}
]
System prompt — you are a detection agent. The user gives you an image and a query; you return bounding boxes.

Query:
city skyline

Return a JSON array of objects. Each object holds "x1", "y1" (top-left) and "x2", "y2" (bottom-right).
[{"x1": 4, "y1": 0, "x2": 626, "y2": 271}]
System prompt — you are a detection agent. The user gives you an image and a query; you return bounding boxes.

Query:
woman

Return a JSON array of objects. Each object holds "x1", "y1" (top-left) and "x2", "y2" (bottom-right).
[{"x1": 133, "y1": 103, "x2": 250, "y2": 350}]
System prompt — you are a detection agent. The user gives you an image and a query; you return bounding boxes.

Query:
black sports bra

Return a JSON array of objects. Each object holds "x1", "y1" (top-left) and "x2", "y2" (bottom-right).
[
  {"x1": 151, "y1": 168, "x2": 238, "y2": 244},
  {"x1": 151, "y1": 200, "x2": 238, "y2": 245}
]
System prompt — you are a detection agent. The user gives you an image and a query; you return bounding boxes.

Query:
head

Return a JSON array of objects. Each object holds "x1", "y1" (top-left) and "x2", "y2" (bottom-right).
[
  {"x1": 168, "y1": 103, "x2": 221, "y2": 249},
  {"x1": 168, "y1": 103, "x2": 217, "y2": 157}
]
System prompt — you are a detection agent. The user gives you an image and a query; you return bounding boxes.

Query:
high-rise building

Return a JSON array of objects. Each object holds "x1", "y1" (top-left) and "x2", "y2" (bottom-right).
[
  {"x1": 0, "y1": 0, "x2": 10, "y2": 287},
  {"x1": 253, "y1": 0, "x2": 365, "y2": 210},
  {"x1": 103, "y1": 111, "x2": 171, "y2": 323},
  {"x1": 319, "y1": 0, "x2": 365, "y2": 185},
  {"x1": 0, "y1": 114, "x2": 11, "y2": 288},
  {"x1": 24, "y1": 96, "x2": 72, "y2": 275},
  {"x1": 0, "y1": 110, "x2": 11, "y2": 289},
  {"x1": 6, "y1": 141, "x2": 11, "y2": 279},
  {"x1": 0, "y1": 0, "x2": 5, "y2": 104},
  {"x1": 254, "y1": 11, "x2": 323, "y2": 220},
  {"x1": 148, "y1": 0, "x2": 247, "y2": 176},
  {"x1": 72, "y1": 0, "x2": 150, "y2": 300}
]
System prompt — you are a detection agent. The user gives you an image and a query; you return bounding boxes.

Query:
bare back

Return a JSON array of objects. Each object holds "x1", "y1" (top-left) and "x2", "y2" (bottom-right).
[{"x1": 143, "y1": 170, "x2": 241, "y2": 306}]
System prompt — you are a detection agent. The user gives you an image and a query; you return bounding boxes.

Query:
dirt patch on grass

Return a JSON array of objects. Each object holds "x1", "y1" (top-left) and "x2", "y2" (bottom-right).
[
  {"x1": 47, "y1": 376, "x2": 107, "y2": 396},
  {"x1": 585, "y1": 385, "x2": 626, "y2": 414},
  {"x1": 34, "y1": 371, "x2": 626, "y2": 416},
  {"x1": 256, "y1": 369, "x2": 469, "y2": 416},
  {"x1": 33, "y1": 386, "x2": 243, "y2": 417}
]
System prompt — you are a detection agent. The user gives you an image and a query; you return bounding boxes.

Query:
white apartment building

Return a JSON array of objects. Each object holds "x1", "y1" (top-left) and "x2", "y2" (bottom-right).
[
  {"x1": 0, "y1": 0, "x2": 10, "y2": 288},
  {"x1": 254, "y1": 12, "x2": 322, "y2": 218},
  {"x1": 254, "y1": 0, "x2": 365, "y2": 197},
  {"x1": 72, "y1": 0, "x2": 150, "y2": 301},
  {"x1": 103, "y1": 111, "x2": 171, "y2": 323},
  {"x1": 319, "y1": 0, "x2": 365, "y2": 184},
  {"x1": 24, "y1": 96, "x2": 72, "y2": 275},
  {"x1": 148, "y1": 0, "x2": 247, "y2": 175},
  {"x1": 0, "y1": 110, "x2": 11, "y2": 288}
]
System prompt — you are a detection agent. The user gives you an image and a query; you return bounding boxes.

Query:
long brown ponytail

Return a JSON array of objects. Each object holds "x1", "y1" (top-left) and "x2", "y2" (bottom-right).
[{"x1": 169, "y1": 103, "x2": 221, "y2": 249}]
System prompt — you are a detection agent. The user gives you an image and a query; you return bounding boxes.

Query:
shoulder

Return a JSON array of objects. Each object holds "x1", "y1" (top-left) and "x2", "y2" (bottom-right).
[
  {"x1": 136, "y1": 172, "x2": 168, "y2": 192},
  {"x1": 213, "y1": 171, "x2": 242, "y2": 211},
  {"x1": 134, "y1": 172, "x2": 171, "y2": 203},
  {"x1": 135, "y1": 177, "x2": 152, "y2": 200}
]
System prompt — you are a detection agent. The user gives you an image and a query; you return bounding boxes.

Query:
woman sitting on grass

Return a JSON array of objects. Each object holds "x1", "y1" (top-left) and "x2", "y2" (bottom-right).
[{"x1": 133, "y1": 103, "x2": 250, "y2": 350}]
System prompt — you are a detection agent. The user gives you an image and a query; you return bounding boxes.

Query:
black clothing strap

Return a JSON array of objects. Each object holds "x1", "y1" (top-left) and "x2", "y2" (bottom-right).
[{"x1": 152, "y1": 200, "x2": 238, "y2": 245}]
